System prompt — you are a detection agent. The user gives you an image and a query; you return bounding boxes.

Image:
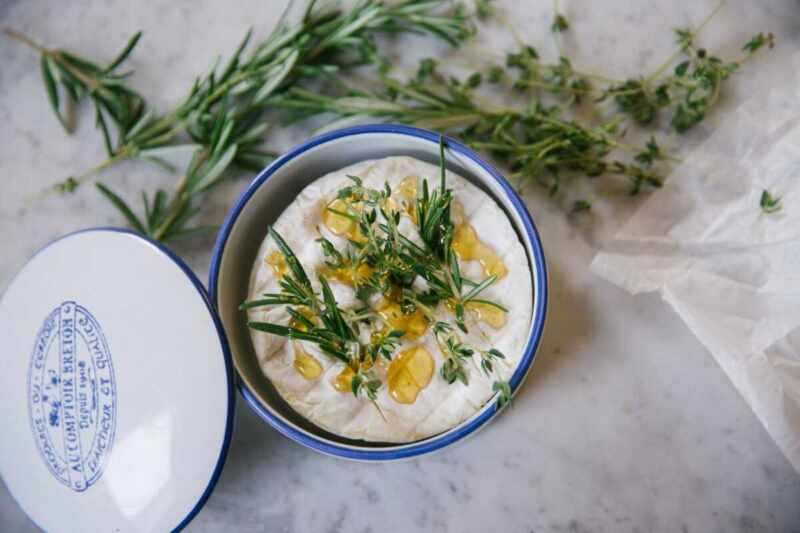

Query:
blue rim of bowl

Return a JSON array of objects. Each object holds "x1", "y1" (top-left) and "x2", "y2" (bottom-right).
[
  {"x1": 0, "y1": 227, "x2": 236, "y2": 532},
  {"x1": 209, "y1": 123, "x2": 547, "y2": 461}
]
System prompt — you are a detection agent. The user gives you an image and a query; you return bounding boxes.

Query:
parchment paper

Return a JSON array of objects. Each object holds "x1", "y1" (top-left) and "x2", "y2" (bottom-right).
[{"x1": 591, "y1": 71, "x2": 800, "y2": 472}]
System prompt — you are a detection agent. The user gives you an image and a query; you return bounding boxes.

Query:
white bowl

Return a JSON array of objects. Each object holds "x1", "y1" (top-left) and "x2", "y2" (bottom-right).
[{"x1": 209, "y1": 124, "x2": 547, "y2": 460}]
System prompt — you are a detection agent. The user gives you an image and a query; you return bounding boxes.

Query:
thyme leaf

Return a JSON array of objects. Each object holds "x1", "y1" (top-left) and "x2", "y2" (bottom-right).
[{"x1": 760, "y1": 190, "x2": 782, "y2": 214}]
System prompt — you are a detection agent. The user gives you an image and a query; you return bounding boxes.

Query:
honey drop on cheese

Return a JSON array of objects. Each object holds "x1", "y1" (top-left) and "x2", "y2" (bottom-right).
[
  {"x1": 332, "y1": 366, "x2": 355, "y2": 393},
  {"x1": 387, "y1": 346, "x2": 434, "y2": 404},
  {"x1": 322, "y1": 198, "x2": 366, "y2": 243},
  {"x1": 332, "y1": 358, "x2": 381, "y2": 393},
  {"x1": 445, "y1": 299, "x2": 507, "y2": 329},
  {"x1": 293, "y1": 343, "x2": 323, "y2": 380},
  {"x1": 376, "y1": 299, "x2": 428, "y2": 339},
  {"x1": 466, "y1": 301, "x2": 506, "y2": 329},
  {"x1": 288, "y1": 307, "x2": 315, "y2": 332},
  {"x1": 452, "y1": 223, "x2": 508, "y2": 280},
  {"x1": 265, "y1": 250, "x2": 288, "y2": 278},
  {"x1": 319, "y1": 263, "x2": 374, "y2": 287},
  {"x1": 396, "y1": 175, "x2": 419, "y2": 222}
]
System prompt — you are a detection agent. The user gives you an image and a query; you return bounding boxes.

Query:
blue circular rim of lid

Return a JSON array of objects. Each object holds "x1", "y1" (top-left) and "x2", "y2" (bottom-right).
[
  {"x1": 0, "y1": 227, "x2": 236, "y2": 532},
  {"x1": 208, "y1": 123, "x2": 548, "y2": 460}
]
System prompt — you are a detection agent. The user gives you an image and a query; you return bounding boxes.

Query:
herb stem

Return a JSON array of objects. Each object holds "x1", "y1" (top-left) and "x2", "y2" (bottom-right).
[
  {"x1": 50, "y1": 148, "x2": 133, "y2": 195},
  {"x1": 6, "y1": 29, "x2": 106, "y2": 94},
  {"x1": 4, "y1": 28, "x2": 46, "y2": 52},
  {"x1": 152, "y1": 189, "x2": 187, "y2": 242},
  {"x1": 573, "y1": 70, "x2": 622, "y2": 84},
  {"x1": 644, "y1": 1, "x2": 724, "y2": 85}
]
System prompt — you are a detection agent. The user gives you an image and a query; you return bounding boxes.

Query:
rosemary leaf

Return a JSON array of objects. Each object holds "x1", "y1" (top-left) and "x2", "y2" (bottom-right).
[{"x1": 12, "y1": 0, "x2": 471, "y2": 241}]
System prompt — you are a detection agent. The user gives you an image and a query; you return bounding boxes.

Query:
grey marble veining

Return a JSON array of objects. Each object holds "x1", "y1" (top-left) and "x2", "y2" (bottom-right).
[{"x1": 2, "y1": 1, "x2": 800, "y2": 532}]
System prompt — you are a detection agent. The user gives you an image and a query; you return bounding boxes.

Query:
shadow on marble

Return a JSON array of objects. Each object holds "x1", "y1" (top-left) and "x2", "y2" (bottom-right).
[
  {"x1": 516, "y1": 260, "x2": 595, "y2": 399},
  {"x1": 220, "y1": 404, "x2": 292, "y2": 479}
]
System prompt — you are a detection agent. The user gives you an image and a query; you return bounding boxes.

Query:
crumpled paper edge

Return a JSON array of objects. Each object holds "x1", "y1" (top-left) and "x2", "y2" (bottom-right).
[{"x1": 591, "y1": 62, "x2": 800, "y2": 472}]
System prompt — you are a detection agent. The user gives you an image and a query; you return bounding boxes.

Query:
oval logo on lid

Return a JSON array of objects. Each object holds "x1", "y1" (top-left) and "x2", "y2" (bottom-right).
[{"x1": 27, "y1": 301, "x2": 117, "y2": 492}]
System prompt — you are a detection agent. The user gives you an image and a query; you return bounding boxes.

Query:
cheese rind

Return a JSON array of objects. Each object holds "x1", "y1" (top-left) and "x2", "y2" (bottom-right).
[{"x1": 247, "y1": 156, "x2": 533, "y2": 442}]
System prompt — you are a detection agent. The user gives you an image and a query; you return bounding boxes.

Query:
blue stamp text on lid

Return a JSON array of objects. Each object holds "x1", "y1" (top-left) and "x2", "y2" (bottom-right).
[{"x1": 27, "y1": 301, "x2": 117, "y2": 492}]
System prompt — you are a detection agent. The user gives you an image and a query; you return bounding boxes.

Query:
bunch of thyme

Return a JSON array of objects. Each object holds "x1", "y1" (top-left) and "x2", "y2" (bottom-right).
[
  {"x1": 499, "y1": 5, "x2": 773, "y2": 134},
  {"x1": 8, "y1": 0, "x2": 472, "y2": 241},
  {"x1": 275, "y1": 65, "x2": 664, "y2": 196},
  {"x1": 602, "y1": 16, "x2": 774, "y2": 131},
  {"x1": 275, "y1": 3, "x2": 773, "y2": 201}
]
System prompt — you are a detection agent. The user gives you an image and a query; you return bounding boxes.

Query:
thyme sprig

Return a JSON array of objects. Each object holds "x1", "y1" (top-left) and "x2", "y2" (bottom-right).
[
  {"x1": 497, "y1": 5, "x2": 774, "y2": 134},
  {"x1": 275, "y1": 4, "x2": 772, "y2": 199},
  {"x1": 605, "y1": 24, "x2": 774, "y2": 132},
  {"x1": 3, "y1": 28, "x2": 146, "y2": 185},
  {"x1": 275, "y1": 70, "x2": 663, "y2": 195},
  {"x1": 433, "y1": 321, "x2": 505, "y2": 385}
]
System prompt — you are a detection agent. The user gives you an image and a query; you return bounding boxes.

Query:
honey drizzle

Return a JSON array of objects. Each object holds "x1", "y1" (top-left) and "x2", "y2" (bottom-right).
[
  {"x1": 322, "y1": 198, "x2": 366, "y2": 243},
  {"x1": 376, "y1": 299, "x2": 428, "y2": 339},
  {"x1": 289, "y1": 308, "x2": 323, "y2": 380},
  {"x1": 395, "y1": 175, "x2": 419, "y2": 222},
  {"x1": 387, "y1": 346, "x2": 434, "y2": 404},
  {"x1": 332, "y1": 366, "x2": 355, "y2": 392},
  {"x1": 466, "y1": 301, "x2": 507, "y2": 329},
  {"x1": 452, "y1": 223, "x2": 508, "y2": 280},
  {"x1": 293, "y1": 343, "x2": 322, "y2": 380},
  {"x1": 318, "y1": 263, "x2": 374, "y2": 287},
  {"x1": 265, "y1": 250, "x2": 288, "y2": 278},
  {"x1": 446, "y1": 299, "x2": 507, "y2": 329},
  {"x1": 332, "y1": 358, "x2": 381, "y2": 393}
]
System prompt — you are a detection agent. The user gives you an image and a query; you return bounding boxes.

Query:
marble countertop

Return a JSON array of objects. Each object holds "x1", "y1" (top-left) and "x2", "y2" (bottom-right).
[{"x1": 2, "y1": 1, "x2": 799, "y2": 531}]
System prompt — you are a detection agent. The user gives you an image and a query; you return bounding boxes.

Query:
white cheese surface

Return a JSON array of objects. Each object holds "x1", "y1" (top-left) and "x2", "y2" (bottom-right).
[{"x1": 247, "y1": 156, "x2": 533, "y2": 442}]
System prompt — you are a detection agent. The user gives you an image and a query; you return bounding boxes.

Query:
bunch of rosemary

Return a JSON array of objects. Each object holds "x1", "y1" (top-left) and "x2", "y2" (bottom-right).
[
  {"x1": 7, "y1": 0, "x2": 472, "y2": 241},
  {"x1": 243, "y1": 139, "x2": 512, "y2": 407}
]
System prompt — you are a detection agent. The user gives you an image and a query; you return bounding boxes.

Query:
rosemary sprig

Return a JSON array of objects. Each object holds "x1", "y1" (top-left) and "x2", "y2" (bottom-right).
[
  {"x1": 97, "y1": 104, "x2": 277, "y2": 241},
  {"x1": 9, "y1": 0, "x2": 472, "y2": 241},
  {"x1": 95, "y1": 0, "x2": 471, "y2": 174},
  {"x1": 328, "y1": 140, "x2": 506, "y2": 334},
  {"x1": 4, "y1": 28, "x2": 146, "y2": 174},
  {"x1": 243, "y1": 228, "x2": 390, "y2": 401}
]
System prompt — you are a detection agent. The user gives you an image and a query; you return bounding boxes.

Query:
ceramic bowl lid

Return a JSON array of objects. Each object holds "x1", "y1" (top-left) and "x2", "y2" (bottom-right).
[{"x1": 0, "y1": 228, "x2": 234, "y2": 532}]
